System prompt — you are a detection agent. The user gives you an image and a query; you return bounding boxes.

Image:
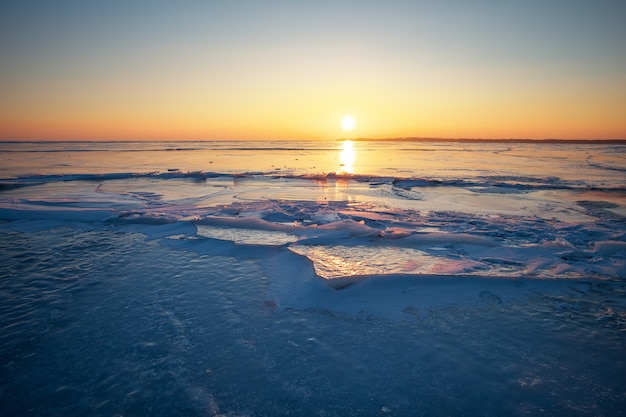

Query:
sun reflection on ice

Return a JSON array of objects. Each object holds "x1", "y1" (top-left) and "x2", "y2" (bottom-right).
[
  {"x1": 339, "y1": 140, "x2": 356, "y2": 174},
  {"x1": 288, "y1": 245, "x2": 433, "y2": 279}
]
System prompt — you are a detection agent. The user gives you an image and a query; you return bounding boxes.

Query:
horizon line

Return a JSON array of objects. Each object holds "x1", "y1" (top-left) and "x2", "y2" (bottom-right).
[{"x1": 1, "y1": 137, "x2": 626, "y2": 144}]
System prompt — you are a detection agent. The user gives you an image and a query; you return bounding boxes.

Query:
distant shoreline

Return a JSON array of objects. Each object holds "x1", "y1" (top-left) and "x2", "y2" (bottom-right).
[{"x1": 338, "y1": 137, "x2": 626, "y2": 144}]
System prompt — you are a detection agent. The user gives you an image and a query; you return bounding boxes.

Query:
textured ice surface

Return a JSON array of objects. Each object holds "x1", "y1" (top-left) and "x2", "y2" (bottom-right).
[
  {"x1": 1, "y1": 228, "x2": 625, "y2": 417},
  {"x1": 1, "y1": 140, "x2": 625, "y2": 416},
  {"x1": 3, "y1": 171, "x2": 624, "y2": 281}
]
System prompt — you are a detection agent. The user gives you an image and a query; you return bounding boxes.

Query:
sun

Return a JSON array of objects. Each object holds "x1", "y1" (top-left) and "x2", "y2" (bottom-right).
[{"x1": 340, "y1": 115, "x2": 356, "y2": 132}]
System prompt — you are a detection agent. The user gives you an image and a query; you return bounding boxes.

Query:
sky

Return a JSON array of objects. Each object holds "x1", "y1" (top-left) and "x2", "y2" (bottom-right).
[{"x1": 1, "y1": 0, "x2": 625, "y2": 141}]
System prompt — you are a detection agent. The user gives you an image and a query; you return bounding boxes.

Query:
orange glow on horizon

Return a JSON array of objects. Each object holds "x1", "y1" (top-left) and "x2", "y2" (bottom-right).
[
  {"x1": 2, "y1": 84, "x2": 624, "y2": 141},
  {"x1": 1, "y1": 103, "x2": 625, "y2": 141}
]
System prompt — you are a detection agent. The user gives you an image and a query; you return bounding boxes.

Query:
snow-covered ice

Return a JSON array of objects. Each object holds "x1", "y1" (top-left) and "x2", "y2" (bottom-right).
[{"x1": 1, "y1": 140, "x2": 625, "y2": 416}]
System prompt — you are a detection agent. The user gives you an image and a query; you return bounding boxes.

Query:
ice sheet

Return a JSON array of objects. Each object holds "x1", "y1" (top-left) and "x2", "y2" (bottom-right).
[
  {"x1": 1, "y1": 170, "x2": 625, "y2": 285},
  {"x1": 2, "y1": 141, "x2": 626, "y2": 416}
]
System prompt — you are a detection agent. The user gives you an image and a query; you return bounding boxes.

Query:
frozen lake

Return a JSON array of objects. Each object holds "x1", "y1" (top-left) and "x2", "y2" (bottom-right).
[{"x1": 1, "y1": 140, "x2": 625, "y2": 416}]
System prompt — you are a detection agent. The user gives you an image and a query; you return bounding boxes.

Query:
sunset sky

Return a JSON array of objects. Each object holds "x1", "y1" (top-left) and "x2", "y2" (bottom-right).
[{"x1": 1, "y1": 1, "x2": 625, "y2": 141}]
